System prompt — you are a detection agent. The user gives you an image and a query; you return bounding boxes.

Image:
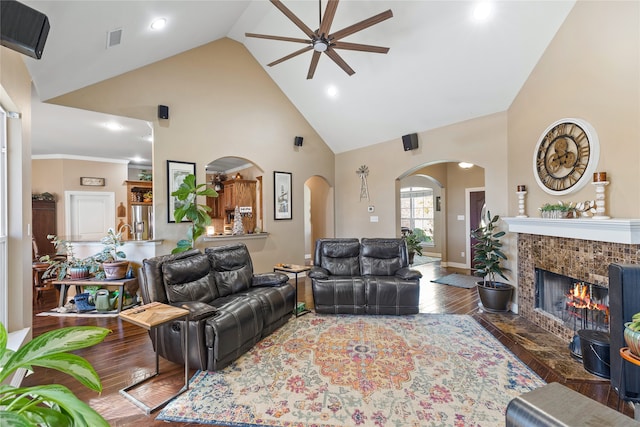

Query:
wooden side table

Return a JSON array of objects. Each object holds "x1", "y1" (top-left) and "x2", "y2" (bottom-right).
[
  {"x1": 274, "y1": 264, "x2": 311, "y2": 317},
  {"x1": 119, "y1": 302, "x2": 190, "y2": 414}
]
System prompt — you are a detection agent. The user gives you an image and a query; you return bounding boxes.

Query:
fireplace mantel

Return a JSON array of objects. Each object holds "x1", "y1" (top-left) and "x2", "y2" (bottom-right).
[{"x1": 504, "y1": 217, "x2": 640, "y2": 244}]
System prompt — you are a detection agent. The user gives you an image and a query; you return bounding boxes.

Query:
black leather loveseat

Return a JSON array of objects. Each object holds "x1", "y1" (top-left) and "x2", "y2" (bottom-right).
[
  {"x1": 309, "y1": 238, "x2": 422, "y2": 315},
  {"x1": 139, "y1": 243, "x2": 295, "y2": 371}
]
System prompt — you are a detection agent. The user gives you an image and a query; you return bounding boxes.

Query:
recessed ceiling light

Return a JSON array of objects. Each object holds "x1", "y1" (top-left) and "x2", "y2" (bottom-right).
[
  {"x1": 327, "y1": 85, "x2": 338, "y2": 98},
  {"x1": 458, "y1": 162, "x2": 474, "y2": 169},
  {"x1": 104, "y1": 122, "x2": 123, "y2": 131},
  {"x1": 472, "y1": 2, "x2": 493, "y2": 21},
  {"x1": 150, "y1": 18, "x2": 167, "y2": 30}
]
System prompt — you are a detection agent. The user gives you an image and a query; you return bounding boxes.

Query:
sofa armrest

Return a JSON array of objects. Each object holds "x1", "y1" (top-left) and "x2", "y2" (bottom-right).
[
  {"x1": 252, "y1": 272, "x2": 289, "y2": 287},
  {"x1": 308, "y1": 266, "x2": 330, "y2": 280},
  {"x1": 395, "y1": 267, "x2": 423, "y2": 280},
  {"x1": 172, "y1": 301, "x2": 218, "y2": 321}
]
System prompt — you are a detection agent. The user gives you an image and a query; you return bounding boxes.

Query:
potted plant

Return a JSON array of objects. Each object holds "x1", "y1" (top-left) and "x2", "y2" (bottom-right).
[
  {"x1": 0, "y1": 323, "x2": 110, "y2": 426},
  {"x1": 403, "y1": 232, "x2": 423, "y2": 265},
  {"x1": 471, "y1": 211, "x2": 514, "y2": 312},
  {"x1": 40, "y1": 235, "x2": 100, "y2": 280},
  {"x1": 624, "y1": 312, "x2": 640, "y2": 357},
  {"x1": 171, "y1": 174, "x2": 218, "y2": 253},
  {"x1": 95, "y1": 228, "x2": 128, "y2": 279}
]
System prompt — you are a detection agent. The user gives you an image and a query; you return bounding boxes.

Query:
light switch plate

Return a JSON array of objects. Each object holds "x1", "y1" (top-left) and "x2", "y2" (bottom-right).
[{"x1": 370, "y1": 216, "x2": 379, "y2": 222}]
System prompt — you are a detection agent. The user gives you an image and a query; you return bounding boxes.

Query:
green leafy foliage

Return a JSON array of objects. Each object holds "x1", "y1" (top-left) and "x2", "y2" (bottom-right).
[
  {"x1": 40, "y1": 235, "x2": 101, "y2": 280},
  {"x1": 171, "y1": 174, "x2": 218, "y2": 253},
  {"x1": 470, "y1": 211, "x2": 509, "y2": 286},
  {"x1": 403, "y1": 232, "x2": 423, "y2": 256},
  {"x1": 0, "y1": 323, "x2": 110, "y2": 426},
  {"x1": 94, "y1": 228, "x2": 127, "y2": 263}
]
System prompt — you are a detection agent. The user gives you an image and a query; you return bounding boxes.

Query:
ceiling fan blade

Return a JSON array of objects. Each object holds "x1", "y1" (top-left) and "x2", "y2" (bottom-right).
[
  {"x1": 330, "y1": 9, "x2": 393, "y2": 41},
  {"x1": 307, "y1": 51, "x2": 322, "y2": 80},
  {"x1": 324, "y1": 49, "x2": 355, "y2": 76},
  {"x1": 332, "y1": 41, "x2": 389, "y2": 54},
  {"x1": 270, "y1": 0, "x2": 315, "y2": 38},
  {"x1": 318, "y1": 0, "x2": 339, "y2": 37},
  {"x1": 267, "y1": 45, "x2": 313, "y2": 67},
  {"x1": 245, "y1": 33, "x2": 311, "y2": 44}
]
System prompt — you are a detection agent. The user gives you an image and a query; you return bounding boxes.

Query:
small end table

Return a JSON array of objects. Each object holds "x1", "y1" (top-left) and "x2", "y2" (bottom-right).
[
  {"x1": 274, "y1": 264, "x2": 311, "y2": 317},
  {"x1": 119, "y1": 302, "x2": 190, "y2": 414}
]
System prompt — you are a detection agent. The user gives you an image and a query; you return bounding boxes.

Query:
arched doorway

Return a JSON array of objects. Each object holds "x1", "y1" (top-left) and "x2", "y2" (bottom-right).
[{"x1": 398, "y1": 161, "x2": 485, "y2": 269}]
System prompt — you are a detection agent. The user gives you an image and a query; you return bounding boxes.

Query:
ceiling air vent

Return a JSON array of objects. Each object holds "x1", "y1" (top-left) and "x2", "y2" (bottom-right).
[{"x1": 106, "y1": 28, "x2": 122, "y2": 49}]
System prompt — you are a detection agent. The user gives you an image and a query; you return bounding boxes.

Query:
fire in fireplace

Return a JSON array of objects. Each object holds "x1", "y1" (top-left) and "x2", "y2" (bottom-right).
[{"x1": 535, "y1": 268, "x2": 609, "y2": 332}]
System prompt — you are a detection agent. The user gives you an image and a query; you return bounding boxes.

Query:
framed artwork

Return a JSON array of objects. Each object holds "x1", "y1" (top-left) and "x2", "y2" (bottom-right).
[
  {"x1": 80, "y1": 177, "x2": 105, "y2": 186},
  {"x1": 274, "y1": 171, "x2": 292, "y2": 220},
  {"x1": 167, "y1": 160, "x2": 196, "y2": 223}
]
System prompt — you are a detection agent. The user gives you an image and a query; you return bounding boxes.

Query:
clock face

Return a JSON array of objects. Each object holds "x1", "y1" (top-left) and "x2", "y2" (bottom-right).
[{"x1": 533, "y1": 118, "x2": 600, "y2": 196}]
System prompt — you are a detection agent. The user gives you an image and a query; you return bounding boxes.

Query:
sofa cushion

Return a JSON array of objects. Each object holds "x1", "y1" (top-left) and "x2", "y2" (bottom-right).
[
  {"x1": 317, "y1": 239, "x2": 361, "y2": 276},
  {"x1": 206, "y1": 244, "x2": 254, "y2": 296},
  {"x1": 162, "y1": 253, "x2": 218, "y2": 303},
  {"x1": 360, "y1": 238, "x2": 406, "y2": 276}
]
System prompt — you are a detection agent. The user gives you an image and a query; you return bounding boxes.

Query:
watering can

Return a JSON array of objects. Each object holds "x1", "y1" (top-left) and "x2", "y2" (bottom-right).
[{"x1": 95, "y1": 289, "x2": 117, "y2": 312}]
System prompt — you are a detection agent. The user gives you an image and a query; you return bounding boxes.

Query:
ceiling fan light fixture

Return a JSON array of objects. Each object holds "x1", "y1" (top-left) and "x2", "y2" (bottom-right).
[{"x1": 313, "y1": 39, "x2": 328, "y2": 52}]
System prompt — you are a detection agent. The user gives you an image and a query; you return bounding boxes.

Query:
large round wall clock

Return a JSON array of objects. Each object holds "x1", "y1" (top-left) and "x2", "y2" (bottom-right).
[{"x1": 532, "y1": 118, "x2": 600, "y2": 196}]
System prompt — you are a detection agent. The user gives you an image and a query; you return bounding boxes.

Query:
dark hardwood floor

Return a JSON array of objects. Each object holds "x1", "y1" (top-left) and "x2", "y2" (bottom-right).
[{"x1": 24, "y1": 261, "x2": 634, "y2": 425}]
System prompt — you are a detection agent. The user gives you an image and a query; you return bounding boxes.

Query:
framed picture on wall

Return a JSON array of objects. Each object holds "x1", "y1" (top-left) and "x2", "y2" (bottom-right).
[
  {"x1": 167, "y1": 160, "x2": 196, "y2": 223},
  {"x1": 274, "y1": 171, "x2": 292, "y2": 220}
]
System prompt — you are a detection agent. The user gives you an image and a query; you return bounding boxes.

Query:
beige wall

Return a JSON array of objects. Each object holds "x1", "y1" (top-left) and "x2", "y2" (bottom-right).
[
  {"x1": 0, "y1": 47, "x2": 33, "y2": 332},
  {"x1": 444, "y1": 163, "x2": 484, "y2": 266},
  {"x1": 508, "y1": 1, "x2": 640, "y2": 219},
  {"x1": 51, "y1": 38, "x2": 335, "y2": 271},
  {"x1": 335, "y1": 112, "x2": 509, "y2": 255},
  {"x1": 33, "y1": 158, "x2": 128, "y2": 236}
]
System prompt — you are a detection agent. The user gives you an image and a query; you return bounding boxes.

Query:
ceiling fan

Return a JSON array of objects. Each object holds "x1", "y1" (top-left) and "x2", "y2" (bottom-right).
[{"x1": 245, "y1": 0, "x2": 393, "y2": 79}]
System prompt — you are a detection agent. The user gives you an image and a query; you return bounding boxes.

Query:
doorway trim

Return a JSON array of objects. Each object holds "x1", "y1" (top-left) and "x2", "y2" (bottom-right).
[{"x1": 465, "y1": 187, "x2": 485, "y2": 269}]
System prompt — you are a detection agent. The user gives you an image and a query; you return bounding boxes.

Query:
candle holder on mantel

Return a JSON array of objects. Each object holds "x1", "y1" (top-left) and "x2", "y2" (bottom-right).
[
  {"x1": 591, "y1": 180, "x2": 610, "y2": 220},
  {"x1": 516, "y1": 189, "x2": 528, "y2": 218}
]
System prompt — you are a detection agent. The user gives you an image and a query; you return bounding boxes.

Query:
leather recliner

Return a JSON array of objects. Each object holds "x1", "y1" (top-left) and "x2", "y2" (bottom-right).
[
  {"x1": 309, "y1": 238, "x2": 422, "y2": 315},
  {"x1": 139, "y1": 243, "x2": 294, "y2": 371}
]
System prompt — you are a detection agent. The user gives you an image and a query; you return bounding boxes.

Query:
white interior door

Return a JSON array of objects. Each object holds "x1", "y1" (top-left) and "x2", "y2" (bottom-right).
[{"x1": 65, "y1": 191, "x2": 115, "y2": 240}]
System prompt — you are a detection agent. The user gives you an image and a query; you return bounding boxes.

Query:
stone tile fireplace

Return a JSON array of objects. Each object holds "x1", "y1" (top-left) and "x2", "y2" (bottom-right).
[{"x1": 505, "y1": 218, "x2": 640, "y2": 342}]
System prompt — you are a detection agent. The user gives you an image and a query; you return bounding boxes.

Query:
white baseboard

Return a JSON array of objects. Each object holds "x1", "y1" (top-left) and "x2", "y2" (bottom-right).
[{"x1": 444, "y1": 261, "x2": 468, "y2": 269}]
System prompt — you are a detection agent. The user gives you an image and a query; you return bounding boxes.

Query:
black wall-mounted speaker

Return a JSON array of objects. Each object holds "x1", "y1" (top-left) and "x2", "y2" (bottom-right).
[
  {"x1": 0, "y1": 0, "x2": 50, "y2": 59},
  {"x1": 402, "y1": 133, "x2": 419, "y2": 151},
  {"x1": 158, "y1": 105, "x2": 169, "y2": 120},
  {"x1": 294, "y1": 136, "x2": 303, "y2": 147}
]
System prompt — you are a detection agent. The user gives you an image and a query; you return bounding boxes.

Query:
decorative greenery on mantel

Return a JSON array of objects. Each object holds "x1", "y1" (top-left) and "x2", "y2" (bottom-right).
[{"x1": 538, "y1": 200, "x2": 595, "y2": 219}]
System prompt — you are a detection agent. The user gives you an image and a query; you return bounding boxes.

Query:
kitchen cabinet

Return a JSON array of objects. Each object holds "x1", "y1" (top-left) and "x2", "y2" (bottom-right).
[{"x1": 208, "y1": 179, "x2": 256, "y2": 232}]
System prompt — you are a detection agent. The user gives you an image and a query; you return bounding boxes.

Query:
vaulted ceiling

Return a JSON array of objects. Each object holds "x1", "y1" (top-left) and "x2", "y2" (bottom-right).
[{"x1": 22, "y1": 0, "x2": 575, "y2": 165}]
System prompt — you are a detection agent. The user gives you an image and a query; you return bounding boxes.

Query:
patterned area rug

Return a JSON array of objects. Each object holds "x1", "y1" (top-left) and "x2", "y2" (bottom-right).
[
  {"x1": 431, "y1": 273, "x2": 480, "y2": 289},
  {"x1": 157, "y1": 314, "x2": 545, "y2": 426}
]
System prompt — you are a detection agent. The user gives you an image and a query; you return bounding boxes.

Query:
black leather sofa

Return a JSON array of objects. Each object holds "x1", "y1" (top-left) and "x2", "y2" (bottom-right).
[
  {"x1": 138, "y1": 243, "x2": 295, "y2": 371},
  {"x1": 309, "y1": 238, "x2": 422, "y2": 315}
]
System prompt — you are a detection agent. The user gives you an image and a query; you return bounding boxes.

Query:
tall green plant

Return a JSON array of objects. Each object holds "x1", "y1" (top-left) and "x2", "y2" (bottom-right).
[
  {"x1": 0, "y1": 324, "x2": 110, "y2": 426},
  {"x1": 171, "y1": 174, "x2": 218, "y2": 253},
  {"x1": 470, "y1": 211, "x2": 509, "y2": 286}
]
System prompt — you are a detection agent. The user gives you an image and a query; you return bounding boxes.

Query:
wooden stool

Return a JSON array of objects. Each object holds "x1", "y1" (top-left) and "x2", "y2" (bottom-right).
[{"x1": 617, "y1": 347, "x2": 640, "y2": 420}]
